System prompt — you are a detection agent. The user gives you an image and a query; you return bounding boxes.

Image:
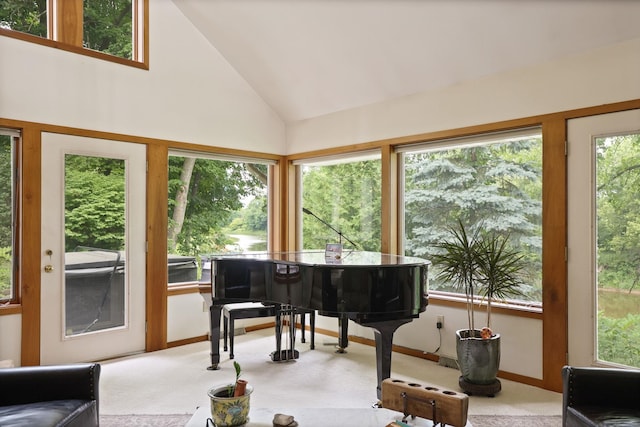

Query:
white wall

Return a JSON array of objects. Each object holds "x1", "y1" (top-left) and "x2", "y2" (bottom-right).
[
  {"x1": 287, "y1": 37, "x2": 640, "y2": 154},
  {"x1": 0, "y1": 314, "x2": 21, "y2": 365},
  {"x1": 0, "y1": 1, "x2": 285, "y2": 153},
  {"x1": 167, "y1": 294, "x2": 210, "y2": 343}
]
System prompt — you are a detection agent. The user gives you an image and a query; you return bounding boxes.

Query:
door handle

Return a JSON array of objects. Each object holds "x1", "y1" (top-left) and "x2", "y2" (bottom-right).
[{"x1": 44, "y1": 249, "x2": 54, "y2": 272}]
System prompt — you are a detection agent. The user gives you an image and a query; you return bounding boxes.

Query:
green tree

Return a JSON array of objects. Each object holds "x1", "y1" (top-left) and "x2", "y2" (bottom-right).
[
  {"x1": 242, "y1": 196, "x2": 268, "y2": 232},
  {"x1": 64, "y1": 155, "x2": 125, "y2": 251},
  {"x1": 0, "y1": 0, "x2": 47, "y2": 37},
  {"x1": 404, "y1": 139, "x2": 542, "y2": 300},
  {"x1": 596, "y1": 135, "x2": 640, "y2": 292},
  {"x1": 302, "y1": 160, "x2": 381, "y2": 251},
  {"x1": 167, "y1": 157, "x2": 266, "y2": 256},
  {"x1": 0, "y1": 136, "x2": 13, "y2": 248},
  {"x1": 83, "y1": 0, "x2": 132, "y2": 59},
  {"x1": 0, "y1": 136, "x2": 13, "y2": 300},
  {"x1": 0, "y1": 0, "x2": 132, "y2": 59}
]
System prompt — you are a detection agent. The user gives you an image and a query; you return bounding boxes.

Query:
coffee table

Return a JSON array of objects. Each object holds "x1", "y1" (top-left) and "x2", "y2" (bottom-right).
[{"x1": 186, "y1": 405, "x2": 472, "y2": 426}]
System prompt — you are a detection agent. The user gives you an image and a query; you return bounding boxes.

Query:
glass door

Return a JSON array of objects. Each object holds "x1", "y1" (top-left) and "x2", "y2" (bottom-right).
[
  {"x1": 40, "y1": 133, "x2": 146, "y2": 364},
  {"x1": 568, "y1": 109, "x2": 640, "y2": 368}
]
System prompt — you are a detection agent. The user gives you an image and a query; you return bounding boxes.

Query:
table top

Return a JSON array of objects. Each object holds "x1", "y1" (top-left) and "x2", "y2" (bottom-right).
[{"x1": 186, "y1": 405, "x2": 472, "y2": 427}]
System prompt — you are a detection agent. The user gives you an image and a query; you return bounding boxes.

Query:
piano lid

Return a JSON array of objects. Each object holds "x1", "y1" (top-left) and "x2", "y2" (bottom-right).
[{"x1": 212, "y1": 250, "x2": 429, "y2": 267}]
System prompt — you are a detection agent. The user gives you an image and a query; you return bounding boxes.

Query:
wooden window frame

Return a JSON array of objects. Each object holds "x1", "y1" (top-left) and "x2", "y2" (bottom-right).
[
  {"x1": 0, "y1": 0, "x2": 149, "y2": 70},
  {"x1": 0, "y1": 131, "x2": 20, "y2": 309}
]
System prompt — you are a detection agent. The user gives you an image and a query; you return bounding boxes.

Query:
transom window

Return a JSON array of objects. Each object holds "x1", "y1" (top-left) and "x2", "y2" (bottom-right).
[{"x1": 0, "y1": 0, "x2": 147, "y2": 66}]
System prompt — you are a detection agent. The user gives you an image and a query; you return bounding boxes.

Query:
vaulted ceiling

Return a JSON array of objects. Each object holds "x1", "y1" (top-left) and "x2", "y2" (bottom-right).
[{"x1": 173, "y1": 0, "x2": 640, "y2": 123}]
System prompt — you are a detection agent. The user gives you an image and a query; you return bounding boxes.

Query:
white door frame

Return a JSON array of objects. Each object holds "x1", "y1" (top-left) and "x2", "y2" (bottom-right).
[
  {"x1": 567, "y1": 109, "x2": 640, "y2": 367},
  {"x1": 40, "y1": 132, "x2": 146, "y2": 364}
]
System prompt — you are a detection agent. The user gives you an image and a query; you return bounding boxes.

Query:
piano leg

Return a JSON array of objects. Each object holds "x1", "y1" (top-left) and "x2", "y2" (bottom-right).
[
  {"x1": 337, "y1": 314, "x2": 349, "y2": 353},
  {"x1": 368, "y1": 319, "x2": 413, "y2": 400},
  {"x1": 208, "y1": 303, "x2": 223, "y2": 370}
]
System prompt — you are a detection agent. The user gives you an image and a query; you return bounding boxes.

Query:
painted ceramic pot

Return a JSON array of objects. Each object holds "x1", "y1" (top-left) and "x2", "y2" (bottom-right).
[{"x1": 207, "y1": 384, "x2": 253, "y2": 427}]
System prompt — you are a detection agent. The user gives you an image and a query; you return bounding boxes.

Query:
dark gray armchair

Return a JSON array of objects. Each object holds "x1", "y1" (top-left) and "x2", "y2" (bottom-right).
[
  {"x1": 562, "y1": 365, "x2": 640, "y2": 426},
  {"x1": 0, "y1": 363, "x2": 100, "y2": 427}
]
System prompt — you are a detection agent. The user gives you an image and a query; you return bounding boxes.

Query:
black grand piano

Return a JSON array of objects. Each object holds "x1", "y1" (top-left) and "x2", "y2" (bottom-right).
[{"x1": 205, "y1": 250, "x2": 429, "y2": 398}]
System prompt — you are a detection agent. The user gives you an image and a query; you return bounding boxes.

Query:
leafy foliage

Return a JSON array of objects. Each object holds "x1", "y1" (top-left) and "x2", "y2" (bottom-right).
[
  {"x1": 431, "y1": 220, "x2": 526, "y2": 331},
  {"x1": 598, "y1": 312, "x2": 640, "y2": 368},
  {"x1": 594, "y1": 134, "x2": 640, "y2": 368},
  {"x1": 168, "y1": 157, "x2": 267, "y2": 256},
  {"x1": 0, "y1": 0, "x2": 47, "y2": 37},
  {"x1": 596, "y1": 135, "x2": 640, "y2": 292},
  {"x1": 83, "y1": 0, "x2": 132, "y2": 59},
  {"x1": 0, "y1": 135, "x2": 12, "y2": 300},
  {"x1": 0, "y1": 0, "x2": 132, "y2": 59},
  {"x1": 0, "y1": 136, "x2": 13, "y2": 248},
  {"x1": 0, "y1": 246, "x2": 11, "y2": 299},
  {"x1": 302, "y1": 160, "x2": 381, "y2": 251},
  {"x1": 431, "y1": 220, "x2": 482, "y2": 331},
  {"x1": 226, "y1": 196, "x2": 268, "y2": 234},
  {"x1": 404, "y1": 138, "x2": 542, "y2": 302},
  {"x1": 64, "y1": 155, "x2": 126, "y2": 251}
]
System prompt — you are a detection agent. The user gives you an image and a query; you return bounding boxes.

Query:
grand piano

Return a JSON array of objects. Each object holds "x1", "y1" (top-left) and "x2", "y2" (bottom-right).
[{"x1": 204, "y1": 250, "x2": 429, "y2": 398}]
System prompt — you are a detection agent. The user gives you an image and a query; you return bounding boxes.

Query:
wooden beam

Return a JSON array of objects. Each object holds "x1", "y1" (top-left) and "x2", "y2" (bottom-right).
[
  {"x1": 20, "y1": 127, "x2": 42, "y2": 366},
  {"x1": 55, "y1": 0, "x2": 83, "y2": 47},
  {"x1": 145, "y1": 143, "x2": 168, "y2": 351},
  {"x1": 542, "y1": 118, "x2": 568, "y2": 392}
]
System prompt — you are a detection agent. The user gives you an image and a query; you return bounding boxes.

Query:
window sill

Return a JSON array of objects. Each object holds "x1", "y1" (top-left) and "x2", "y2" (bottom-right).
[
  {"x1": 428, "y1": 292, "x2": 542, "y2": 320},
  {"x1": 168, "y1": 282, "x2": 201, "y2": 296},
  {"x1": 0, "y1": 304, "x2": 22, "y2": 316},
  {"x1": 0, "y1": 29, "x2": 148, "y2": 70}
]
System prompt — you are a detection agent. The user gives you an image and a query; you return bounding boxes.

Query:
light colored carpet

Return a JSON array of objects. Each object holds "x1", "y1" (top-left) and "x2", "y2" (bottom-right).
[
  {"x1": 101, "y1": 414, "x2": 192, "y2": 426},
  {"x1": 99, "y1": 328, "x2": 562, "y2": 421},
  {"x1": 99, "y1": 414, "x2": 562, "y2": 426}
]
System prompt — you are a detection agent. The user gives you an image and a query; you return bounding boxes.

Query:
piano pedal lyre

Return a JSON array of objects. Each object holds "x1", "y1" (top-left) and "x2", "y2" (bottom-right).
[{"x1": 270, "y1": 304, "x2": 300, "y2": 362}]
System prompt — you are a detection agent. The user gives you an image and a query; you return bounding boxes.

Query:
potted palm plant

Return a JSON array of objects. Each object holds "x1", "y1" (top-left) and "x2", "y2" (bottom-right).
[{"x1": 431, "y1": 220, "x2": 525, "y2": 396}]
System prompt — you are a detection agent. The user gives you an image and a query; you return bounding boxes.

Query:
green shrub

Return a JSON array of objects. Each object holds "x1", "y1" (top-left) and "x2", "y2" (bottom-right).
[
  {"x1": 0, "y1": 246, "x2": 12, "y2": 300},
  {"x1": 598, "y1": 312, "x2": 640, "y2": 368}
]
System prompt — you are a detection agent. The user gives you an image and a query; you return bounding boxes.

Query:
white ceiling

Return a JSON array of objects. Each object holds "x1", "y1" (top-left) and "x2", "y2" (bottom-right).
[{"x1": 173, "y1": 0, "x2": 640, "y2": 124}]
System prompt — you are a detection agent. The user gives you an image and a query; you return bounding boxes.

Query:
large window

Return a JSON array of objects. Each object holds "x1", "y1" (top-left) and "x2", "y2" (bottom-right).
[
  {"x1": 401, "y1": 128, "x2": 543, "y2": 305},
  {"x1": 167, "y1": 152, "x2": 271, "y2": 285},
  {"x1": 298, "y1": 153, "x2": 381, "y2": 252},
  {"x1": 0, "y1": 129, "x2": 18, "y2": 304},
  {"x1": 0, "y1": 0, "x2": 146, "y2": 65}
]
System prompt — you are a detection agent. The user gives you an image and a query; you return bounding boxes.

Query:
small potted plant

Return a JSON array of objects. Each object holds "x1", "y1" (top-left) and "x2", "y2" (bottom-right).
[
  {"x1": 431, "y1": 220, "x2": 525, "y2": 396},
  {"x1": 207, "y1": 361, "x2": 253, "y2": 426}
]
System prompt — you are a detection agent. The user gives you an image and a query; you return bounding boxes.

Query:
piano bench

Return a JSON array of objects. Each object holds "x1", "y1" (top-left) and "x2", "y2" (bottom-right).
[{"x1": 223, "y1": 303, "x2": 316, "y2": 359}]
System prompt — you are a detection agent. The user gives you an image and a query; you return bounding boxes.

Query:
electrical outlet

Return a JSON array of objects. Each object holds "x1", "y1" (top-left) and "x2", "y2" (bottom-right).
[{"x1": 436, "y1": 315, "x2": 444, "y2": 329}]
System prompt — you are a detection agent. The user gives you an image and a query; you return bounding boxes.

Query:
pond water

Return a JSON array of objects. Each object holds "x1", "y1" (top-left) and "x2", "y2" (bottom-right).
[{"x1": 226, "y1": 234, "x2": 267, "y2": 252}]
